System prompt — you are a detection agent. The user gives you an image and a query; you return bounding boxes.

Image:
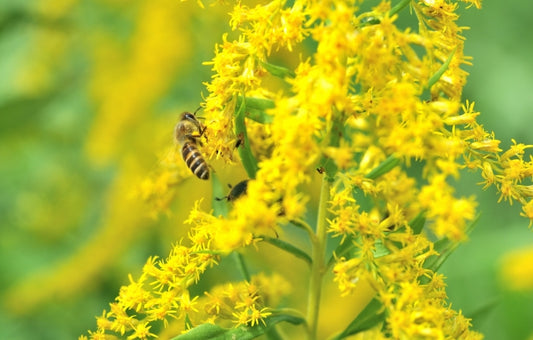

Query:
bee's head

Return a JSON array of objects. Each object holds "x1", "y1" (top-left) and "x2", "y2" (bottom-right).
[{"x1": 181, "y1": 112, "x2": 196, "y2": 122}]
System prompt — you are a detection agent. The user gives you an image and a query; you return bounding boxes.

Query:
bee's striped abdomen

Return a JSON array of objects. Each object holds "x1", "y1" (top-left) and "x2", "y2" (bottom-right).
[{"x1": 182, "y1": 142, "x2": 209, "y2": 180}]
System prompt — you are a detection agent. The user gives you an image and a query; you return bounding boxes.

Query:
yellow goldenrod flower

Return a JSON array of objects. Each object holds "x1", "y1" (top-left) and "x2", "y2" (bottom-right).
[
  {"x1": 127, "y1": 322, "x2": 156, "y2": 340},
  {"x1": 80, "y1": 0, "x2": 531, "y2": 339}
]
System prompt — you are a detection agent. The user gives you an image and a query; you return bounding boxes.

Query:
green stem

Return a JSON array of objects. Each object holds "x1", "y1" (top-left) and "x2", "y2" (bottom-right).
[
  {"x1": 232, "y1": 251, "x2": 251, "y2": 282},
  {"x1": 306, "y1": 176, "x2": 330, "y2": 340},
  {"x1": 390, "y1": 0, "x2": 411, "y2": 16}
]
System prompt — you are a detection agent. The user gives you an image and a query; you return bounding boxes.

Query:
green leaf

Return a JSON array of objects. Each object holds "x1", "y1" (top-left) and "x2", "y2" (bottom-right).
[
  {"x1": 364, "y1": 155, "x2": 401, "y2": 180},
  {"x1": 421, "y1": 215, "x2": 480, "y2": 282},
  {"x1": 423, "y1": 236, "x2": 458, "y2": 276},
  {"x1": 426, "y1": 48, "x2": 456, "y2": 90},
  {"x1": 243, "y1": 96, "x2": 276, "y2": 111},
  {"x1": 332, "y1": 298, "x2": 385, "y2": 340},
  {"x1": 246, "y1": 107, "x2": 274, "y2": 124},
  {"x1": 327, "y1": 235, "x2": 356, "y2": 269},
  {"x1": 260, "y1": 61, "x2": 296, "y2": 79},
  {"x1": 235, "y1": 97, "x2": 259, "y2": 179},
  {"x1": 241, "y1": 97, "x2": 275, "y2": 124},
  {"x1": 171, "y1": 314, "x2": 305, "y2": 340},
  {"x1": 262, "y1": 236, "x2": 312, "y2": 266},
  {"x1": 390, "y1": 0, "x2": 412, "y2": 16},
  {"x1": 392, "y1": 211, "x2": 426, "y2": 235},
  {"x1": 467, "y1": 297, "x2": 499, "y2": 323},
  {"x1": 409, "y1": 211, "x2": 426, "y2": 235},
  {"x1": 171, "y1": 323, "x2": 226, "y2": 340}
]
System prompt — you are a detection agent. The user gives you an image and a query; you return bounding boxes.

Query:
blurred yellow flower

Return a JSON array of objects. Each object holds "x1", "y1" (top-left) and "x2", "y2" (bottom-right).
[{"x1": 500, "y1": 246, "x2": 533, "y2": 291}]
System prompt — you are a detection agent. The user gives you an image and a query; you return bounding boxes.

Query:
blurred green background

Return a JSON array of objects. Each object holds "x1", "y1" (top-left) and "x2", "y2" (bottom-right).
[{"x1": 0, "y1": 0, "x2": 532, "y2": 339}]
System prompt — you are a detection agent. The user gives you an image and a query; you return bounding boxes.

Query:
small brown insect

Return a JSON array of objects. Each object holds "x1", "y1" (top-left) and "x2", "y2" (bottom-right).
[
  {"x1": 235, "y1": 132, "x2": 245, "y2": 149},
  {"x1": 215, "y1": 180, "x2": 249, "y2": 202},
  {"x1": 174, "y1": 110, "x2": 209, "y2": 180}
]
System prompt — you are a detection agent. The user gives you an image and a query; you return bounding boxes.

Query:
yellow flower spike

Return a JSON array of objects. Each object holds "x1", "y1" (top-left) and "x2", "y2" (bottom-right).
[{"x1": 79, "y1": 1, "x2": 528, "y2": 339}]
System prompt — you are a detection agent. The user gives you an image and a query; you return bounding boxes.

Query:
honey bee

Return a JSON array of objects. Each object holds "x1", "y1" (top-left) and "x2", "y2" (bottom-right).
[{"x1": 174, "y1": 110, "x2": 209, "y2": 180}]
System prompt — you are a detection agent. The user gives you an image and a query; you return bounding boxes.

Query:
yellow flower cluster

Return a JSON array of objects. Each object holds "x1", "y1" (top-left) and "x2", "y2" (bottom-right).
[
  {"x1": 456, "y1": 102, "x2": 533, "y2": 226},
  {"x1": 204, "y1": 273, "x2": 290, "y2": 327},
  {"x1": 82, "y1": 223, "x2": 290, "y2": 339},
  {"x1": 87, "y1": 0, "x2": 533, "y2": 339},
  {"x1": 384, "y1": 275, "x2": 481, "y2": 339},
  {"x1": 83, "y1": 243, "x2": 218, "y2": 340}
]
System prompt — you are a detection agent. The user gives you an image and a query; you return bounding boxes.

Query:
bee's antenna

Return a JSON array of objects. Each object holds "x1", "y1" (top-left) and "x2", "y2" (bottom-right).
[{"x1": 193, "y1": 106, "x2": 202, "y2": 116}]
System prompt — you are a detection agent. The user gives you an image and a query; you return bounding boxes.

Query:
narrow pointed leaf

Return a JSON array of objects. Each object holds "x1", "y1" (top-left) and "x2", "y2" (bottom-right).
[
  {"x1": 260, "y1": 61, "x2": 296, "y2": 79},
  {"x1": 262, "y1": 236, "x2": 312, "y2": 266},
  {"x1": 409, "y1": 211, "x2": 426, "y2": 235},
  {"x1": 171, "y1": 314, "x2": 305, "y2": 340},
  {"x1": 426, "y1": 48, "x2": 456, "y2": 90},
  {"x1": 390, "y1": 0, "x2": 412, "y2": 16},
  {"x1": 235, "y1": 97, "x2": 259, "y2": 179},
  {"x1": 243, "y1": 96, "x2": 275, "y2": 111},
  {"x1": 365, "y1": 155, "x2": 401, "y2": 180},
  {"x1": 333, "y1": 298, "x2": 385, "y2": 340},
  {"x1": 421, "y1": 215, "x2": 480, "y2": 284}
]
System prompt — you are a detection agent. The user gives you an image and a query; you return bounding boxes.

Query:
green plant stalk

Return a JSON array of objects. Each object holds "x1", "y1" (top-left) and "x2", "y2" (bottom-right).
[
  {"x1": 233, "y1": 251, "x2": 251, "y2": 282},
  {"x1": 390, "y1": 0, "x2": 412, "y2": 16},
  {"x1": 306, "y1": 176, "x2": 330, "y2": 340}
]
